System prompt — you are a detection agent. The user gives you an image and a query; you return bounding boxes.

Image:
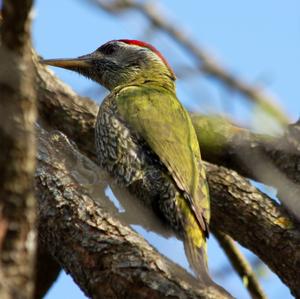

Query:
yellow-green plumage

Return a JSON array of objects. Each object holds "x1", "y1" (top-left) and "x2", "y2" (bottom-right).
[
  {"x1": 116, "y1": 84, "x2": 210, "y2": 228},
  {"x1": 110, "y1": 83, "x2": 211, "y2": 278}
]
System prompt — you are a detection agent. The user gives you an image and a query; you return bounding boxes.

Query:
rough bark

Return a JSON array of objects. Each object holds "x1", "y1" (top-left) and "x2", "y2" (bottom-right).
[
  {"x1": 207, "y1": 163, "x2": 300, "y2": 297},
  {"x1": 36, "y1": 127, "x2": 232, "y2": 299},
  {"x1": 0, "y1": 1, "x2": 37, "y2": 299},
  {"x1": 34, "y1": 57, "x2": 300, "y2": 297}
]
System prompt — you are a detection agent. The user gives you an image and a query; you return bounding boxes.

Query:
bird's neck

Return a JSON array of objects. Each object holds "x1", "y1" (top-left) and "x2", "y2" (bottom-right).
[
  {"x1": 128, "y1": 75, "x2": 176, "y2": 93},
  {"x1": 111, "y1": 79, "x2": 176, "y2": 97}
]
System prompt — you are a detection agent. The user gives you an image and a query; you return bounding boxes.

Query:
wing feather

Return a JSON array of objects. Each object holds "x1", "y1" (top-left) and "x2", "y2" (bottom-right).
[{"x1": 116, "y1": 85, "x2": 209, "y2": 233}]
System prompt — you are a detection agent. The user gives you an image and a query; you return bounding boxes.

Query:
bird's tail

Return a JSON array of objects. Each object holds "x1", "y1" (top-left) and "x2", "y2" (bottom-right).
[{"x1": 183, "y1": 222, "x2": 212, "y2": 285}]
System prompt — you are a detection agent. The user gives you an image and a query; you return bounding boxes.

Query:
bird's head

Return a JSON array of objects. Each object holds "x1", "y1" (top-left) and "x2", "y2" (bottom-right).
[{"x1": 41, "y1": 39, "x2": 176, "y2": 91}]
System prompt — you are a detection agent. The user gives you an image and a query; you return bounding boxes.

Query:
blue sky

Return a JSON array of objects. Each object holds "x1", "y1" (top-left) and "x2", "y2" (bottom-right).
[{"x1": 31, "y1": 1, "x2": 299, "y2": 298}]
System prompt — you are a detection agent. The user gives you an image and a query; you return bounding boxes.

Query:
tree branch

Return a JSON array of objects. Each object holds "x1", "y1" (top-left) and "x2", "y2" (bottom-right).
[
  {"x1": 191, "y1": 115, "x2": 300, "y2": 183},
  {"x1": 0, "y1": 1, "x2": 37, "y2": 299},
  {"x1": 36, "y1": 126, "x2": 231, "y2": 299},
  {"x1": 34, "y1": 56, "x2": 300, "y2": 297},
  {"x1": 207, "y1": 162, "x2": 300, "y2": 297},
  {"x1": 213, "y1": 230, "x2": 267, "y2": 299}
]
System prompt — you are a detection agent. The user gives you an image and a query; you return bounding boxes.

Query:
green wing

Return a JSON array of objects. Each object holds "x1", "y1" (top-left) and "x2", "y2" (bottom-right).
[{"x1": 116, "y1": 85, "x2": 209, "y2": 232}]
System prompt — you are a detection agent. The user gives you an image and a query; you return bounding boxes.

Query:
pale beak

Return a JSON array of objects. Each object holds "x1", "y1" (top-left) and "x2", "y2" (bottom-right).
[{"x1": 40, "y1": 58, "x2": 91, "y2": 70}]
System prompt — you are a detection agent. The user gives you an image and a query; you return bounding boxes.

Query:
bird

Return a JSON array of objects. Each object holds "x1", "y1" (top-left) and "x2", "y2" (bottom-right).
[{"x1": 41, "y1": 39, "x2": 211, "y2": 283}]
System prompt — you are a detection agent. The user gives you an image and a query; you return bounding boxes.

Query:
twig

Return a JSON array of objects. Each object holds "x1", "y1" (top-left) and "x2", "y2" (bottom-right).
[
  {"x1": 91, "y1": 0, "x2": 289, "y2": 125},
  {"x1": 213, "y1": 230, "x2": 267, "y2": 299}
]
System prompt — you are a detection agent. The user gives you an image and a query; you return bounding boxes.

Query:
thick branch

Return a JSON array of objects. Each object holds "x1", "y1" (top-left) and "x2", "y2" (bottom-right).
[
  {"x1": 34, "y1": 57, "x2": 300, "y2": 296},
  {"x1": 0, "y1": 1, "x2": 37, "y2": 299},
  {"x1": 36, "y1": 127, "x2": 231, "y2": 299}
]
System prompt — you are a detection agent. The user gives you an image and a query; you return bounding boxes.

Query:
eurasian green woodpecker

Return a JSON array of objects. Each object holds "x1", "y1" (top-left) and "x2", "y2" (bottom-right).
[{"x1": 41, "y1": 39, "x2": 211, "y2": 282}]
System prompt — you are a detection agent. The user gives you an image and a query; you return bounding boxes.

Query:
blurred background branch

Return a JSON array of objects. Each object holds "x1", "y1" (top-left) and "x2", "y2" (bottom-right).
[
  {"x1": 90, "y1": 0, "x2": 289, "y2": 125},
  {"x1": 0, "y1": 0, "x2": 37, "y2": 298},
  {"x1": 191, "y1": 115, "x2": 300, "y2": 220}
]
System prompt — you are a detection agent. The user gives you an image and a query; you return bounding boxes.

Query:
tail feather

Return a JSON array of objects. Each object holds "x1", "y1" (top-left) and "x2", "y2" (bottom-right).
[
  {"x1": 183, "y1": 229, "x2": 212, "y2": 285},
  {"x1": 184, "y1": 232, "x2": 235, "y2": 298}
]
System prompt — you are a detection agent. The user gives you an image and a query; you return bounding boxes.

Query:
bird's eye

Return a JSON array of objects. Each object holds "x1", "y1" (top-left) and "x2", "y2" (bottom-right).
[{"x1": 97, "y1": 44, "x2": 117, "y2": 55}]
